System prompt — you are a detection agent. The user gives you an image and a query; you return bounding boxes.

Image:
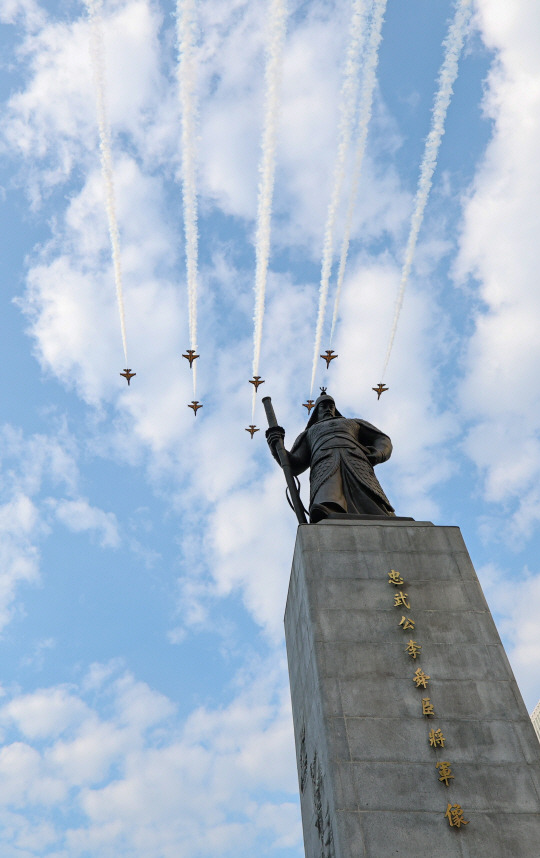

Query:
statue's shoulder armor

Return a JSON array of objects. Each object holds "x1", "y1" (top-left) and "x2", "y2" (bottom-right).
[{"x1": 353, "y1": 417, "x2": 389, "y2": 438}]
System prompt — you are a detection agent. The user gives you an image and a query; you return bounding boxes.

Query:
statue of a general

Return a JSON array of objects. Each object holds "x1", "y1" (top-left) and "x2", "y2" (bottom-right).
[{"x1": 266, "y1": 391, "x2": 394, "y2": 523}]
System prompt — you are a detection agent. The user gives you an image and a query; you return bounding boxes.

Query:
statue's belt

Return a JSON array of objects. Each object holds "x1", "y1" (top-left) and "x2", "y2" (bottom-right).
[{"x1": 311, "y1": 436, "x2": 371, "y2": 457}]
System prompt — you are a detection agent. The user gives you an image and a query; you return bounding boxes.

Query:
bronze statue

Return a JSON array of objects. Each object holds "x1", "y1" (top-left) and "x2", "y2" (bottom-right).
[{"x1": 265, "y1": 391, "x2": 394, "y2": 523}]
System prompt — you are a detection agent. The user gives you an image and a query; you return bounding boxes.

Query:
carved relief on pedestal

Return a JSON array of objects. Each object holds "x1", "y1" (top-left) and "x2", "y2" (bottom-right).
[
  {"x1": 309, "y1": 750, "x2": 335, "y2": 858},
  {"x1": 299, "y1": 725, "x2": 308, "y2": 794}
]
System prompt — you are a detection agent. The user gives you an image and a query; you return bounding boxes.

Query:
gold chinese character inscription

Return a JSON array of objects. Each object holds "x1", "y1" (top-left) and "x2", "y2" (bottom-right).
[
  {"x1": 405, "y1": 639, "x2": 421, "y2": 659},
  {"x1": 445, "y1": 803, "x2": 469, "y2": 828},
  {"x1": 399, "y1": 616, "x2": 415, "y2": 630},
  {"x1": 394, "y1": 591, "x2": 410, "y2": 609},
  {"x1": 422, "y1": 697, "x2": 435, "y2": 717},
  {"x1": 429, "y1": 728, "x2": 445, "y2": 748},
  {"x1": 388, "y1": 569, "x2": 404, "y2": 586},
  {"x1": 413, "y1": 668, "x2": 430, "y2": 688},
  {"x1": 436, "y1": 761, "x2": 454, "y2": 786}
]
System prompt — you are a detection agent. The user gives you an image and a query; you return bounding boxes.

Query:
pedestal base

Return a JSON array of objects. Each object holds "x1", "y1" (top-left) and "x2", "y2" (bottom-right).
[{"x1": 284, "y1": 521, "x2": 540, "y2": 858}]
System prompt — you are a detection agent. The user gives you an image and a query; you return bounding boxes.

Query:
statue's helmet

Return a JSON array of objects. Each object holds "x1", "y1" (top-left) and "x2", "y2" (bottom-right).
[{"x1": 306, "y1": 391, "x2": 344, "y2": 428}]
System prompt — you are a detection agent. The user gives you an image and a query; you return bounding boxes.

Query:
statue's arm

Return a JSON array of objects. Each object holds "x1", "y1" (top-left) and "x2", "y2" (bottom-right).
[
  {"x1": 287, "y1": 431, "x2": 310, "y2": 476},
  {"x1": 356, "y1": 420, "x2": 392, "y2": 465},
  {"x1": 266, "y1": 425, "x2": 310, "y2": 473}
]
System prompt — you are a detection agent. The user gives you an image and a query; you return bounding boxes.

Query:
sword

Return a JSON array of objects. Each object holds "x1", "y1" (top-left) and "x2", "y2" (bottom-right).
[{"x1": 262, "y1": 396, "x2": 308, "y2": 525}]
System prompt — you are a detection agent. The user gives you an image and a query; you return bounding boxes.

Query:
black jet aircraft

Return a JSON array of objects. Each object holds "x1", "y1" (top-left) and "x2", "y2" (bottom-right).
[
  {"x1": 182, "y1": 349, "x2": 199, "y2": 367},
  {"x1": 245, "y1": 425, "x2": 259, "y2": 438},
  {"x1": 249, "y1": 376, "x2": 265, "y2": 390},
  {"x1": 303, "y1": 400, "x2": 315, "y2": 413},
  {"x1": 188, "y1": 401, "x2": 203, "y2": 415},
  {"x1": 320, "y1": 349, "x2": 338, "y2": 368},
  {"x1": 372, "y1": 383, "x2": 389, "y2": 399},
  {"x1": 120, "y1": 368, "x2": 136, "y2": 386}
]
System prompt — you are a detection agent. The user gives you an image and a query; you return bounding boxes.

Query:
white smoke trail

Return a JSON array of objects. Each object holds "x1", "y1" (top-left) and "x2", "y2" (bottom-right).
[
  {"x1": 329, "y1": 0, "x2": 387, "y2": 346},
  {"x1": 86, "y1": 0, "x2": 128, "y2": 366},
  {"x1": 251, "y1": 0, "x2": 288, "y2": 420},
  {"x1": 380, "y1": 0, "x2": 472, "y2": 381},
  {"x1": 308, "y1": 0, "x2": 368, "y2": 395},
  {"x1": 176, "y1": 0, "x2": 200, "y2": 397}
]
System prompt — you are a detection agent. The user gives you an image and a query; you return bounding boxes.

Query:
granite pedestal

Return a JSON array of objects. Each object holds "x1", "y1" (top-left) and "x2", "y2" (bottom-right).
[{"x1": 284, "y1": 520, "x2": 540, "y2": 858}]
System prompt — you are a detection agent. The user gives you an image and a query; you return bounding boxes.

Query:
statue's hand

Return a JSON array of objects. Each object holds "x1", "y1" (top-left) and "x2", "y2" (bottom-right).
[
  {"x1": 265, "y1": 425, "x2": 285, "y2": 449},
  {"x1": 265, "y1": 426, "x2": 285, "y2": 466},
  {"x1": 366, "y1": 446, "x2": 383, "y2": 465}
]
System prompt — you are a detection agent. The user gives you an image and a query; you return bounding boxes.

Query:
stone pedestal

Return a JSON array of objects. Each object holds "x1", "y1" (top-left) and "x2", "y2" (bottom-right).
[{"x1": 284, "y1": 521, "x2": 540, "y2": 858}]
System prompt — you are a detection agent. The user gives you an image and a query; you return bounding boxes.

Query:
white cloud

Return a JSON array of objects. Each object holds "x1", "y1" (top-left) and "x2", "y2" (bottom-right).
[
  {"x1": 0, "y1": 0, "x2": 43, "y2": 30},
  {"x1": 0, "y1": 424, "x2": 78, "y2": 498},
  {"x1": 51, "y1": 498, "x2": 120, "y2": 548},
  {"x1": 0, "y1": 660, "x2": 300, "y2": 858},
  {"x1": 0, "y1": 425, "x2": 81, "y2": 630},
  {"x1": 1, "y1": 687, "x2": 89, "y2": 740},
  {"x1": 2, "y1": 0, "x2": 169, "y2": 194},
  {"x1": 477, "y1": 561, "x2": 540, "y2": 709},
  {"x1": 0, "y1": 424, "x2": 127, "y2": 631},
  {"x1": 21, "y1": 637, "x2": 56, "y2": 669},
  {"x1": 209, "y1": 470, "x2": 297, "y2": 640},
  {"x1": 455, "y1": 0, "x2": 540, "y2": 510},
  {"x1": 0, "y1": 494, "x2": 41, "y2": 631},
  {"x1": 0, "y1": 742, "x2": 67, "y2": 805}
]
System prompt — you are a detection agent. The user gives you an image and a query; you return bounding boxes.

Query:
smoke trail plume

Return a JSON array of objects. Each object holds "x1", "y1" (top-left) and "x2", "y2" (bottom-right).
[
  {"x1": 86, "y1": 0, "x2": 128, "y2": 366},
  {"x1": 329, "y1": 0, "x2": 387, "y2": 346},
  {"x1": 177, "y1": 0, "x2": 200, "y2": 396},
  {"x1": 380, "y1": 0, "x2": 472, "y2": 380},
  {"x1": 251, "y1": 0, "x2": 288, "y2": 419},
  {"x1": 309, "y1": 0, "x2": 368, "y2": 395}
]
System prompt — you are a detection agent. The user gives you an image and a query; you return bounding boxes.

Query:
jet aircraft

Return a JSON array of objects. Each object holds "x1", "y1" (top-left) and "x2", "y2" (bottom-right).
[
  {"x1": 120, "y1": 368, "x2": 136, "y2": 386},
  {"x1": 372, "y1": 383, "x2": 389, "y2": 399},
  {"x1": 182, "y1": 349, "x2": 199, "y2": 367},
  {"x1": 188, "y1": 401, "x2": 203, "y2": 415},
  {"x1": 249, "y1": 376, "x2": 265, "y2": 390},
  {"x1": 245, "y1": 425, "x2": 259, "y2": 438},
  {"x1": 320, "y1": 350, "x2": 338, "y2": 368},
  {"x1": 303, "y1": 400, "x2": 315, "y2": 413}
]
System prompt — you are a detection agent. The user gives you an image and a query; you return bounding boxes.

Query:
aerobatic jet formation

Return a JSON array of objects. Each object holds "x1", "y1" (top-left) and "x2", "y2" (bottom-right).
[
  {"x1": 320, "y1": 349, "x2": 338, "y2": 368},
  {"x1": 188, "y1": 401, "x2": 203, "y2": 415},
  {"x1": 249, "y1": 376, "x2": 265, "y2": 390},
  {"x1": 372, "y1": 383, "x2": 389, "y2": 399},
  {"x1": 120, "y1": 368, "x2": 136, "y2": 385},
  {"x1": 182, "y1": 349, "x2": 199, "y2": 367},
  {"x1": 245, "y1": 425, "x2": 259, "y2": 438}
]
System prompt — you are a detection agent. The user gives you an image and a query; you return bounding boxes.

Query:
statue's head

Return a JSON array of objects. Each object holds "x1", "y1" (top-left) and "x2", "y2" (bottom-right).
[{"x1": 306, "y1": 391, "x2": 343, "y2": 427}]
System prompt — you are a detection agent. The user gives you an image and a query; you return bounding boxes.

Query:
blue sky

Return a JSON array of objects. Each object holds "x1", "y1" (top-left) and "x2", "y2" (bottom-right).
[{"x1": 0, "y1": 0, "x2": 539, "y2": 855}]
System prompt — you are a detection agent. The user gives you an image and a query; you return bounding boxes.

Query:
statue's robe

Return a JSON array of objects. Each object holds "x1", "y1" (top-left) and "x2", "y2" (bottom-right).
[{"x1": 287, "y1": 416, "x2": 394, "y2": 518}]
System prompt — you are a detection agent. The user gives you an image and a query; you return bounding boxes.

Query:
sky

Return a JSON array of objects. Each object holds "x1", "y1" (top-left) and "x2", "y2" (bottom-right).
[{"x1": 0, "y1": 0, "x2": 539, "y2": 855}]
